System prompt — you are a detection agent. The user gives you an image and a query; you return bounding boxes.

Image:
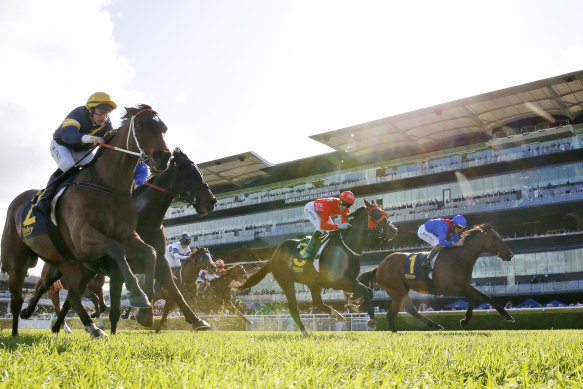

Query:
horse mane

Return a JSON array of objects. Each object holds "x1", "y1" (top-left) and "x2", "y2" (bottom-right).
[
  {"x1": 120, "y1": 104, "x2": 153, "y2": 124},
  {"x1": 460, "y1": 224, "x2": 491, "y2": 244},
  {"x1": 346, "y1": 206, "x2": 367, "y2": 222}
]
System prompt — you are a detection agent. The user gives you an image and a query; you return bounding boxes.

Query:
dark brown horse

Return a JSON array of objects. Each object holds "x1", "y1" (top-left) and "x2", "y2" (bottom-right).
[
  {"x1": 240, "y1": 200, "x2": 398, "y2": 335},
  {"x1": 24, "y1": 148, "x2": 217, "y2": 334},
  {"x1": 358, "y1": 224, "x2": 515, "y2": 332},
  {"x1": 2, "y1": 105, "x2": 171, "y2": 338},
  {"x1": 195, "y1": 264, "x2": 250, "y2": 324},
  {"x1": 33, "y1": 263, "x2": 107, "y2": 333}
]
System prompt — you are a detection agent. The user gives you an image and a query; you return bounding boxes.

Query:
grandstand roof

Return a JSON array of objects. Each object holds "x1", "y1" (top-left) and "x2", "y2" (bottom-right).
[
  {"x1": 198, "y1": 151, "x2": 272, "y2": 191},
  {"x1": 311, "y1": 70, "x2": 583, "y2": 164},
  {"x1": 199, "y1": 70, "x2": 583, "y2": 192}
]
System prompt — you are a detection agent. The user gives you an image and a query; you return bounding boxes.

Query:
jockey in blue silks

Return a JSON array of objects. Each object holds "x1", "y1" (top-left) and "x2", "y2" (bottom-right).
[{"x1": 418, "y1": 214, "x2": 467, "y2": 272}]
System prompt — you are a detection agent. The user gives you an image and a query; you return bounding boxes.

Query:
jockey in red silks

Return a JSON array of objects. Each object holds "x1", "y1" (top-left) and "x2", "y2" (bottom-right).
[{"x1": 300, "y1": 190, "x2": 355, "y2": 259}]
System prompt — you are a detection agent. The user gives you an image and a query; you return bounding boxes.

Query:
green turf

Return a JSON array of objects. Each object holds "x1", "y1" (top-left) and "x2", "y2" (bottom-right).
[{"x1": 0, "y1": 330, "x2": 582, "y2": 388}]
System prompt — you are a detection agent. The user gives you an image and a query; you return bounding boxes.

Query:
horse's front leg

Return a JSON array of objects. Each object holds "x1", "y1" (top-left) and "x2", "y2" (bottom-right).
[
  {"x1": 79, "y1": 228, "x2": 150, "y2": 309},
  {"x1": 308, "y1": 285, "x2": 346, "y2": 322},
  {"x1": 341, "y1": 279, "x2": 376, "y2": 330},
  {"x1": 20, "y1": 266, "x2": 62, "y2": 319},
  {"x1": 154, "y1": 249, "x2": 210, "y2": 331},
  {"x1": 55, "y1": 269, "x2": 106, "y2": 339},
  {"x1": 108, "y1": 271, "x2": 124, "y2": 334},
  {"x1": 125, "y1": 234, "x2": 157, "y2": 327},
  {"x1": 465, "y1": 285, "x2": 514, "y2": 322}
]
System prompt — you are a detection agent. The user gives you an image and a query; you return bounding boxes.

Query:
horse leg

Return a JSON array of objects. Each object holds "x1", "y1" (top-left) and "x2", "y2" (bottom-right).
[
  {"x1": 125, "y1": 234, "x2": 156, "y2": 326},
  {"x1": 308, "y1": 285, "x2": 346, "y2": 322},
  {"x1": 85, "y1": 291, "x2": 104, "y2": 329},
  {"x1": 279, "y1": 278, "x2": 308, "y2": 335},
  {"x1": 20, "y1": 266, "x2": 62, "y2": 319},
  {"x1": 465, "y1": 285, "x2": 514, "y2": 322},
  {"x1": 59, "y1": 270, "x2": 106, "y2": 339},
  {"x1": 6, "y1": 266, "x2": 27, "y2": 336},
  {"x1": 154, "y1": 253, "x2": 210, "y2": 331},
  {"x1": 460, "y1": 303, "x2": 475, "y2": 329},
  {"x1": 341, "y1": 279, "x2": 376, "y2": 330},
  {"x1": 155, "y1": 300, "x2": 176, "y2": 333},
  {"x1": 403, "y1": 296, "x2": 443, "y2": 330},
  {"x1": 108, "y1": 271, "x2": 123, "y2": 334},
  {"x1": 386, "y1": 296, "x2": 404, "y2": 333},
  {"x1": 52, "y1": 297, "x2": 71, "y2": 334},
  {"x1": 89, "y1": 231, "x2": 149, "y2": 309}
]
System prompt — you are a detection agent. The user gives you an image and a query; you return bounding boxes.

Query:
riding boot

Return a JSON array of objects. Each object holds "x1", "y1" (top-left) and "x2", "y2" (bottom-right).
[
  {"x1": 422, "y1": 245, "x2": 442, "y2": 274},
  {"x1": 33, "y1": 169, "x2": 64, "y2": 213},
  {"x1": 301, "y1": 230, "x2": 323, "y2": 259}
]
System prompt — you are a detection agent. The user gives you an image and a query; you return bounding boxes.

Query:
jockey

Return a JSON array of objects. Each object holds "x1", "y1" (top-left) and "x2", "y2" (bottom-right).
[
  {"x1": 418, "y1": 214, "x2": 467, "y2": 272},
  {"x1": 300, "y1": 190, "x2": 355, "y2": 259},
  {"x1": 165, "y1": 233, "x2": 193, "y2": 271},
  {"x1": 34, "y1": 92, "x2": 117, "y2": 213},
  {"x1": 215, "y1": 259, "x2": 226, "y2": 275}
]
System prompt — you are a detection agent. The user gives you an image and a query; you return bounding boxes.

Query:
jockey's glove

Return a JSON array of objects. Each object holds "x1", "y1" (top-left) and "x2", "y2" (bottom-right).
[
  {"x1": 81, "y1": 135, "x2": 105, "y2": 145},
  {"x1": 338, "y1": 223, "x2": 351, "y2": 230}
]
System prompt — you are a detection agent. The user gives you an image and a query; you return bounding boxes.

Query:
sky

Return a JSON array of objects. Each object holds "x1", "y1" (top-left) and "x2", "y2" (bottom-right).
[{"x1": 1, "y1": 0, "x2": 583, "y2": 274}]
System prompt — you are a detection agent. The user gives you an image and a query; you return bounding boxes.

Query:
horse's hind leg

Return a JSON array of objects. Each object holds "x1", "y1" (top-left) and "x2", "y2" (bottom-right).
[
  {"x1": 86, "y1": 291, "x2": 104, "y2": 329},
  {"x1": 308, "y1": 285, "x2": 346, "y2": 322},
  {"x1": 403, "y1": 296, "x2": 443, "y2": 330},
  {"x1": 7, "y1": 266, "x2": 27, "y2": 336}
]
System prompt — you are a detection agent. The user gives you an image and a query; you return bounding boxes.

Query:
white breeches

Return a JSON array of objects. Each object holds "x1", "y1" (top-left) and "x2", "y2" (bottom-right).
[
  {"x1": 50, "y1": 139, "x2": 95, "y2": 172},
  {"x1": 417, "y1": 224, "x2": 440, "y2": 246},
  {"x1": 304, "y1": 201, "x2": 332, "y2": 232}
]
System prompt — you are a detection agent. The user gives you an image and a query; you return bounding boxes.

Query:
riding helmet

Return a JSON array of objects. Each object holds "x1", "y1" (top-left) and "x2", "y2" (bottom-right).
[
  {"x1": 179, "y1": 233, "x2": 192, "y2": 245},
  {"x1": 86, "y1": 92, "x2": 117, "y2": 111},
  {"x1": 339, "y1": 191, "x2": 355, "y2": 205},
  {"x1": 452, "y1": 214, "x2": 467, "y2": 228}
]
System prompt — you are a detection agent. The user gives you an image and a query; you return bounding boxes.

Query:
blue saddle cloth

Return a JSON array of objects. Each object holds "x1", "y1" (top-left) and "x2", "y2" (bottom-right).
[{"x1": 403, "y1": 253, "x2": 429, "y2": 281}]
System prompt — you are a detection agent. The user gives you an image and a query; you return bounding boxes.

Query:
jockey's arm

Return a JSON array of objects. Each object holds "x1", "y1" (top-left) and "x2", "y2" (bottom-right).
[{"x1": 319, "y1": 210, "x2": 339, "y2": 231}]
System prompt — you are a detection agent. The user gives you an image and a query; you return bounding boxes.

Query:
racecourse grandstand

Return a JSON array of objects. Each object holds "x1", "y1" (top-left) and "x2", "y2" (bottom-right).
[{"x1": 164, "y1": 70, "x2": 583, "y2": 311}]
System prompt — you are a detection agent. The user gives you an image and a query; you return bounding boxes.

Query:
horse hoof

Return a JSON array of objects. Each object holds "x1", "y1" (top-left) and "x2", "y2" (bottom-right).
[
  {"x1": 128, "y1": 293, "x2": 151, "y2": 309},
  {"x1": 136, "y1": 308, "x2": 153, "y2": 327},
  {"x1": 19, "y1": 310, "x2": 32, "y2": 320},
  {"x1": 367, "y1": 319, "x2": 377, "y2": 330},
  {"x1": 192, "y1": 319, "x2": 211, "y2": 331},
  {"x1": 90, "y1": 312, "x2": 98, "y2": 319},
  {"x1": 506, "y1": 316, "x2": 515, "y2": 322},
  {"x1": 90, "y1": 328, "x2": 108, "y2": 339},
  {"x1": 460, "y1": 319, "x2": 468, "y2": 328},
  {"x1": 301, "y1": 330, "x2": 310, "y2": 336},
  {"x1": 436, "y1": 324, "x2": 444, "y2": 330}
]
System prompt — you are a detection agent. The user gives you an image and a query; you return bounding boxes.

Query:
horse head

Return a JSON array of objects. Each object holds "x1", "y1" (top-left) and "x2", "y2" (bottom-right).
[
  {"x1": 363, "y1": 199, "x2": 398, "y2": 242},
  {"x1": 189, "y1": 246, "x2": 217, "y2": 274},
  {"x1": 462, "y1": 224, "x2": 514, "y2": 261},
  {"x1": 225, "y1": 264, "x2": 247, "y2": 288},
  {"x1": 168, "y1": 148, "x2": 217, "y2": 215},
  {"x1": 117, "y1": 105, "x2": 171, "y2": 173}
]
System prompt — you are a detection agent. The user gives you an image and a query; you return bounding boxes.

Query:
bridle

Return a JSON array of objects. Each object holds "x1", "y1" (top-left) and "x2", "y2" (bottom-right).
[
  {"x1": 97, "y1": 108, "x2": 159, "y2": 167},
  {"x1": 338, "y1": 205, "x2": 389, "y2": 256}
]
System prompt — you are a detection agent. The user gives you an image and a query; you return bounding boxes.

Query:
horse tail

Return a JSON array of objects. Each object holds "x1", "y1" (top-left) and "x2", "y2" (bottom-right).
[
  {"x1": 240, "y1": 261, "x2": 271, "y2": 289},
  {"x1": 358, "y1": 267, "x2": 377, "y2": 288}
]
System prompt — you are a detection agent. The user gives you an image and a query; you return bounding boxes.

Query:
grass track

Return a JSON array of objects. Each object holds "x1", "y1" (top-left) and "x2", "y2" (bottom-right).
[{"x1": 1, "y1": 330, "x2": 582, "y2": 388}]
